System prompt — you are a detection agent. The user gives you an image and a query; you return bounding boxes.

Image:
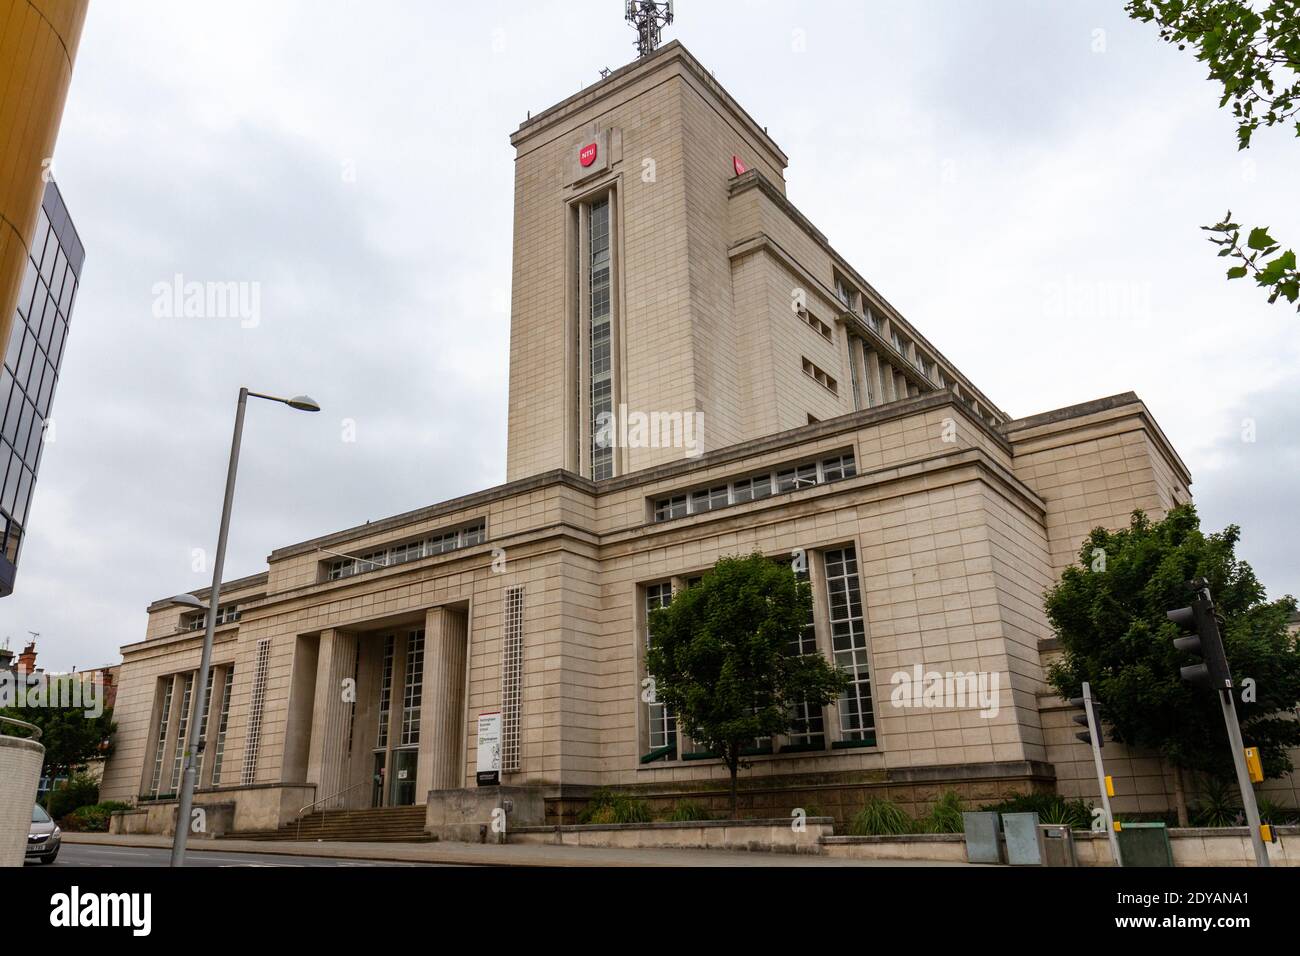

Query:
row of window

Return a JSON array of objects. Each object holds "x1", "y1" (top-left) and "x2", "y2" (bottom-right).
[
  {"x1": 588, "y1": 197, "x2": 615, "y2": 481},
  {"x1": 182, "y1": 603, "x2": 242, "y2": 631},
  {"x1": 651, "y1": 452, "x2": 857, "y2": 523},
  {"x1": 802, "y1": 356, "x2": 838, "y2": 395},
  {"x1": 641, "y1": 544, "x2": 875, "y2": 761},
  {"x1": 147, "y1": 666, "x2": 235, "y2": 796},
  {"x1": 324, "y1": 521, "x2": 487, "y2": 581}
]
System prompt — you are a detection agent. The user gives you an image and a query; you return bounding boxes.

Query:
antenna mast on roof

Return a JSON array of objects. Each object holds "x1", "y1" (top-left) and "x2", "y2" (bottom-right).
[{"x1": 626, "y1": 0, "x2": 674, "y2": 58}]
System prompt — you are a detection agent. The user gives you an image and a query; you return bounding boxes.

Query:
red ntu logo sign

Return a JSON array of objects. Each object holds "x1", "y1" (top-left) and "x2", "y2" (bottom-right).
[{"x1": 580, "y1": 143, "x2": 598, "y2": 167}]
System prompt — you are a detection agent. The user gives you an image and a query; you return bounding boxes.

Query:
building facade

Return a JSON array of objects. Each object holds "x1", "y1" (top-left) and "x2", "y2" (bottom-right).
[
  {"x1": 106, "y1": 42, "x2": 1276, "y2": 832},
  {"x1": 0, "y1": 180, "x2": 82, "y2": 595}
]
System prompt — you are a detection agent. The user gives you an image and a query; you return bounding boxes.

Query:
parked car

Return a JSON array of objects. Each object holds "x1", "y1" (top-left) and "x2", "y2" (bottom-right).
[{"x1": 26, "y1": 804, "x2": 60, "y2": 865}]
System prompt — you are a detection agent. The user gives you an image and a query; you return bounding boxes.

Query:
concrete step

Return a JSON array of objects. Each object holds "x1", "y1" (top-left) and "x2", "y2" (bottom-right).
[{"x1": 223, "y1": 805, "x2": 433, "y2": 843}]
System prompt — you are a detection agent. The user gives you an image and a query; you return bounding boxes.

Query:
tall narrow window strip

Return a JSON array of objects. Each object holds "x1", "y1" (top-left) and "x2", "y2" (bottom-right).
[
  {"x1": 825, "y1": 546, "x2": 875, "y2": 743},
  {"x1": 787, "y1": 564, "x2": 825, "y2": 748},
  {"x1": 240, "y1": 639, "x2": 272, "y2": 785},
  {"x1": 400, "y1": 628, "x2": 425, "y2": 747},
  {"x1": 644, "y1": 583, "x2": 677, "y2": 753},
  {"x1": 588, "y1": 198, "x2": 614, "y2": 480},
  {"x1": 501, "y1": 586, "x2": 525, "y2": 772},
  {"x1": 377, "y1": 634, "x2": 395, "y2": 749},
  {"x1": 148, "y1": 679, "x2": 174, "y2": 796},
  {"x1": 193, "y1": 669, "x2": 215, "y2": 784},
  {"x1": 211, "y1": 668, "x2": 235, "y2": 786},
  {"x1": 168, "y1": 673, "x2": 194, "y2": 793}
]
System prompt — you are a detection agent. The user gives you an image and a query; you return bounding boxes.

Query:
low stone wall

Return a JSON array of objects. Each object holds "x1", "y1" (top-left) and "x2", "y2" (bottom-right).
[
  {"x1": 510, "y1": 817, "x2": 835, "y2": 854},
  {"x1": 426, "y1": 786, "x2": 546, "y2": 842},
  {"x1": 821, "y1": 833, "x2": 969, "y2": 863},
  {"x1": 115, "y1": 784, "x2": 316, "y2": 836}
]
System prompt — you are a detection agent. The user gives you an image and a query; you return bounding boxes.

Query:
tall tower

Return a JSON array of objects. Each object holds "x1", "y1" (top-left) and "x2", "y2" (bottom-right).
[
  {"x1": 504, "y1": 42, "x2": 791, "y2": 482},
  {"x1": 0, "y1": 0, "x2": 90, "y2": 363}
]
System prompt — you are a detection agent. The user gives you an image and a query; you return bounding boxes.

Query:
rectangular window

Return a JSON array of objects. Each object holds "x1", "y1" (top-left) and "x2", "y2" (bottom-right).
[
  {"x1": 322, "y1": 521, "x2": 487, "y2": 581},
  {"x1": 786, "y1": 564, "x2": 825, "y2": 749},
  {"x1": 653, "y1": 495, "x2": 688, "y2": 522},
  {"x1": 376, "y1": 634, "x2": 395, "y2": 749},
  {"x1": 500, "y1": 587, "x2": 525, "y2": 772},
  {"x1": 194, "y1": 669, "x2": 216, "y2": 784},
  {"x1": 776, "y1": 463, "x2": 818, "y2": 493},
  {"x1": 240, "y1": 639, "x2": 272, "y2": 785},
  {"x1": 825, "y1": 546, "x2": 875, "y2": 744},
  {"x1": 801, "y1": 357, "x2": 838, "y2": 394},
  {"x1": 169, "y1": 673, "x2": 194, "y2": 793},
  {"x1": 690, "y1": 486, "x2": 729, "y2": 514},
  {"x1": 731, "y1": 474, "x2": 772, "y2": 503},
  {"x1": 211, "y1": 668, "x2": 235, "y2": 785},
  {"x1": 148, "y1": 679, "x2": 174, "y2": 796},
  {"x1": 588, "y1": 198, "x2": 614, "y2": 481},
  {"x1": 821, "y1": 454, "x2": 857, "y2": 482},
  {"x1": 644, "y1": 583, "x2": 677, "y2": 754},
  {"x1": 400, "y1": 629, "x2": 425, "y2": 747}
]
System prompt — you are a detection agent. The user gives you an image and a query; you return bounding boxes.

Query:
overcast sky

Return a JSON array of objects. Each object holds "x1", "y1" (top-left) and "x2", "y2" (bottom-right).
[{"x1": 4, "y1": 0, "x2": 1297, "y2": 672}]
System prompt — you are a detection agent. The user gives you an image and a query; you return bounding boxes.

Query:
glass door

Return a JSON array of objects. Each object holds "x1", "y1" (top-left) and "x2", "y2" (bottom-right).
[
  {"x1": 389, "y1": 749, "x2": 418, "y2": 806},
  {"x1": 371, "y1": 752, "x2": 386, "y2": 808}
]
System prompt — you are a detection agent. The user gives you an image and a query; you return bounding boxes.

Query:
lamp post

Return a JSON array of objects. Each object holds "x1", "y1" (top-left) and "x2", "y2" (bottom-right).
[{"x1": 169, "y1": 388, "x2": 320, "y2": 867}]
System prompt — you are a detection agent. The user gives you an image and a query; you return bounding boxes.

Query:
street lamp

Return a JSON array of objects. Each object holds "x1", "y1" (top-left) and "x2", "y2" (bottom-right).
[{"x1": 170, "y1": 388, "x2": 319, "y2": 867}]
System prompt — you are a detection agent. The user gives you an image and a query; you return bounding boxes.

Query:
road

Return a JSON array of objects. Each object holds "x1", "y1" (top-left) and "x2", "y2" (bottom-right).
[{"x1": 35, "y1": 843, "x2": 442, "y2": 867}]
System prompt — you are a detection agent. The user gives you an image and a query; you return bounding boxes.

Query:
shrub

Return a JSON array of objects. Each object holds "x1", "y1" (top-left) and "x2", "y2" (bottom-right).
[
  {"x1": 663, "y1": 801, "x2": 712, "y2": 822},
  {"x1": 59, "y1": 801, "x2": 130, "y2": 833},
  {"x1": 848, "y1": 797, "x2": 914, "y2": 836},
  {"x1": 44, "y1": 772, "x2": 99, "y2": 819},
  {"x1": 979, "y1": 792, "x2": 1093, "y2": 830},
  {"x1": 1255, "y1": 798, "x2": 1300, "y2": 826},
  {"x1": 1191, "y1": 777, "x2": 1242, "y2": 828},
  {"x1": 577, "y1": 788, "x2": 652, "y2": 825},
  {"x1": 919, "y1": 789, "x2": 965, "y2": 834}
]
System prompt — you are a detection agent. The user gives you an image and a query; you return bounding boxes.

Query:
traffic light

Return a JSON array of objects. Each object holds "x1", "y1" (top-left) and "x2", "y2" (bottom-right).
[
  {"x1": 1069, "y1": 694, "x2": 1103, "y2": 748},
  {"x1": 1167, "y1": 587, "x2": 1232, "y2": 691}
]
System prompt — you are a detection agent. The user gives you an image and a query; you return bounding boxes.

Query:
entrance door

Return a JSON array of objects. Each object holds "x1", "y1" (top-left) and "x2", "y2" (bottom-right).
[
  {"x1": 389, "y1": 749, "x2": 418, "y2": 806},
  {"x1": 371, "y1": 752, "x2": 386, "y2": 808}
]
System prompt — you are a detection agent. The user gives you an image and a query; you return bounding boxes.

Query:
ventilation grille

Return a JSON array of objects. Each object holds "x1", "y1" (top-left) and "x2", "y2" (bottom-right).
[
  {"x1": 240, "y1": 639, "x2": 272, "y2": 785},
  {"x1": 500, "y1": 586, "x2": 525, "y2": 773}
]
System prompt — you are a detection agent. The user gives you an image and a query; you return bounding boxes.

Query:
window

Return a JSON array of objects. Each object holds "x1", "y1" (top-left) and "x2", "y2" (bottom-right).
[
  {"x1": 731, "y1": 474, "x2": 772, "y2": 503},
  {"x1": 376, "y1": 634, "x2": 395, "y2": 749},
  {"x1": 834, "y1": 275, "x2": 856, "y2": 311},
  {"x1": 825, "y1": 547, "x2": 875, "y2": 744},
  {"x1": 801, "y1": 311, "x2": 832, "y2": 340},
  {"x1": 644, "y1": 583, "x2": 677, "y2": 754},
  {"x1": 169, "y1": 673, "x2": 194, "y2": 792},
  {"x1": 149, "y1": 679, "x2": 174, "y2": 796},
  {"x1": 240, "y1": 639, "x2": 271, "y2": 785},
  {"x1": 184, "y1": 603, "x2": 241, "y2": 631},
  {"x1": 500, "y1": 586, "x2": 525, "y2": 772},
  {"x1": 653, "y1": 495, "x2": 688, "y2": 522},
  {"x1": 322, "y1": 521, "x2": 487, "y2": 581},
  {"x1": 775, "y1": 463, "x2": 818, "y2": 493},
  {"x1": 211, "y1": 668, "x2": 235, "y2": 785},
  {"x1": 891, "y1": 331, "x2": 907, "y2": 356},
  {"x1": 194, "y1": 669, "x2": 216, "y2": 783},
  {"x1": 588, "y1": 197, "x2": 614, "y2": 481},
  {"x1": 690, "y1": 486, "x2": 729, "y2": 514},
  {"x1": 400, "y1": 629, "x2": 425, "y2": 746},
  {"x1": 864, "y1": 308, "x2": 881, "y2": 335},
  {"x1": 786, "y1": 564, "x2": 824, "y2": 749},
  {"x1": 651, "y1": 452, "x2": 856, "y2": 522},
  {"x1": 802, "y1": 357, "x2": 838, "y2": 394}
]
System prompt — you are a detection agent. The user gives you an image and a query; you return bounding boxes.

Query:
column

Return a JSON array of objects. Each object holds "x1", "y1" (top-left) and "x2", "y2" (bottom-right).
[
  {"x1": 416, "y1": 607, "x2": 468, "y2": 797},
  {"x1": 306, "y1": 629, "x2": 358, "y2": 808}
]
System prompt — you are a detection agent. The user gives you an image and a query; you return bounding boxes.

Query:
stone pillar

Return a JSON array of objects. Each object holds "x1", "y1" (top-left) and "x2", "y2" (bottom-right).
[
  {"x1": 416, "y1": 607, "x2": 468, "y2": 798},
  {"x1": 306, "y1": 630, "x2": 358, "y2": 808}
]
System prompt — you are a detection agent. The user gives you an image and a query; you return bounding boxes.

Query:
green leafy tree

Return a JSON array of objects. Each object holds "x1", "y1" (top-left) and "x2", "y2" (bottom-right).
[
  {"x1": 1046, "y1": 505, "x2": 1300, "y2": 824},
  {"x1": 0, "y1": 677, "x2": 115, "y2": 809},
  {"x1": 1127, "y1": 0, "x2": 1300, "y2": 309},
  {"x1": 646, "y1": 553, "x2": 848, "y2": 817}
]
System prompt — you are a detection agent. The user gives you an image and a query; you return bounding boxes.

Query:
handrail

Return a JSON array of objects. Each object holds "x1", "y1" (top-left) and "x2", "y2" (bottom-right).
[
  {"x1": 296, "y1": 780, "x2": 371, "y2": 841},
  {"x1": 0, "y1": 715, "x2": 42, "y2": 740}
]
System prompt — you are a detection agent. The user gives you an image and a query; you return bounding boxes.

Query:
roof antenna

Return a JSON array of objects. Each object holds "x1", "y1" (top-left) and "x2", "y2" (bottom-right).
[{"x1": 626, "y1": 0, "x2": 674, "y2": 58}]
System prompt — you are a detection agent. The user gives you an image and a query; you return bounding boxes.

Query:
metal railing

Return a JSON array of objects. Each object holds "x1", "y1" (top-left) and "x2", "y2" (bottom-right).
[
  {"x1": 0, "y1": 715, "x2": 42, "y2": 740},
  {"x1": 296, "y1": 779, "x2": 371, "y2": 841}
]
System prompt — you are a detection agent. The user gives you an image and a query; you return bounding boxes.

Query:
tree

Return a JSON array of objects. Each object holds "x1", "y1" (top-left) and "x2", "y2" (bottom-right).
[
  {"x1": 0, "y1": 676, "x2": 115, "y2": 809},
  {"x1": 1046, "y1": 505, "x2": 1300, "y2": 824},
  {"x1": 646, "y1": 553, "x2": 848, "y2": 817},
  {"x1": 1127, "y1": 1, "x2": 1300, "y2": 309}
]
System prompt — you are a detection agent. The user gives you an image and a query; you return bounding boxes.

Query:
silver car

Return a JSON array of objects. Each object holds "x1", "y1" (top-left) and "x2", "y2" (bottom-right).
[{"x1": 26, "y1": 804, "x2": 60, "y2": 865}]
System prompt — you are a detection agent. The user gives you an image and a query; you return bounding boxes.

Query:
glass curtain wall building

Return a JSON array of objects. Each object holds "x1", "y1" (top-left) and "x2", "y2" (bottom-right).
[{"x1": 0, "y1": 180, "x2": 83, "y2": 596}]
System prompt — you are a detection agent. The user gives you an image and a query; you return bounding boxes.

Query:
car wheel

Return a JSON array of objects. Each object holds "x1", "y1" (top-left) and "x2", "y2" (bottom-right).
[{"x1": 39, "y1": 851, "x2": 57, "y2": 865}]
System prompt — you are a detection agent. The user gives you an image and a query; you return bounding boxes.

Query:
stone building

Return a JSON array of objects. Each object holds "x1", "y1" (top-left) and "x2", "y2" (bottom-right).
[{"x1": 102, "y1": 41, "x2": 1243, "y2": 835}]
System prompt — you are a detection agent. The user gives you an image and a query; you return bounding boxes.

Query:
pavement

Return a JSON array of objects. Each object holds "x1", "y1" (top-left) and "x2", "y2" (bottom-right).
[{"x1": 60, "y1": 832, "x2": 955, "y2": 867}]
